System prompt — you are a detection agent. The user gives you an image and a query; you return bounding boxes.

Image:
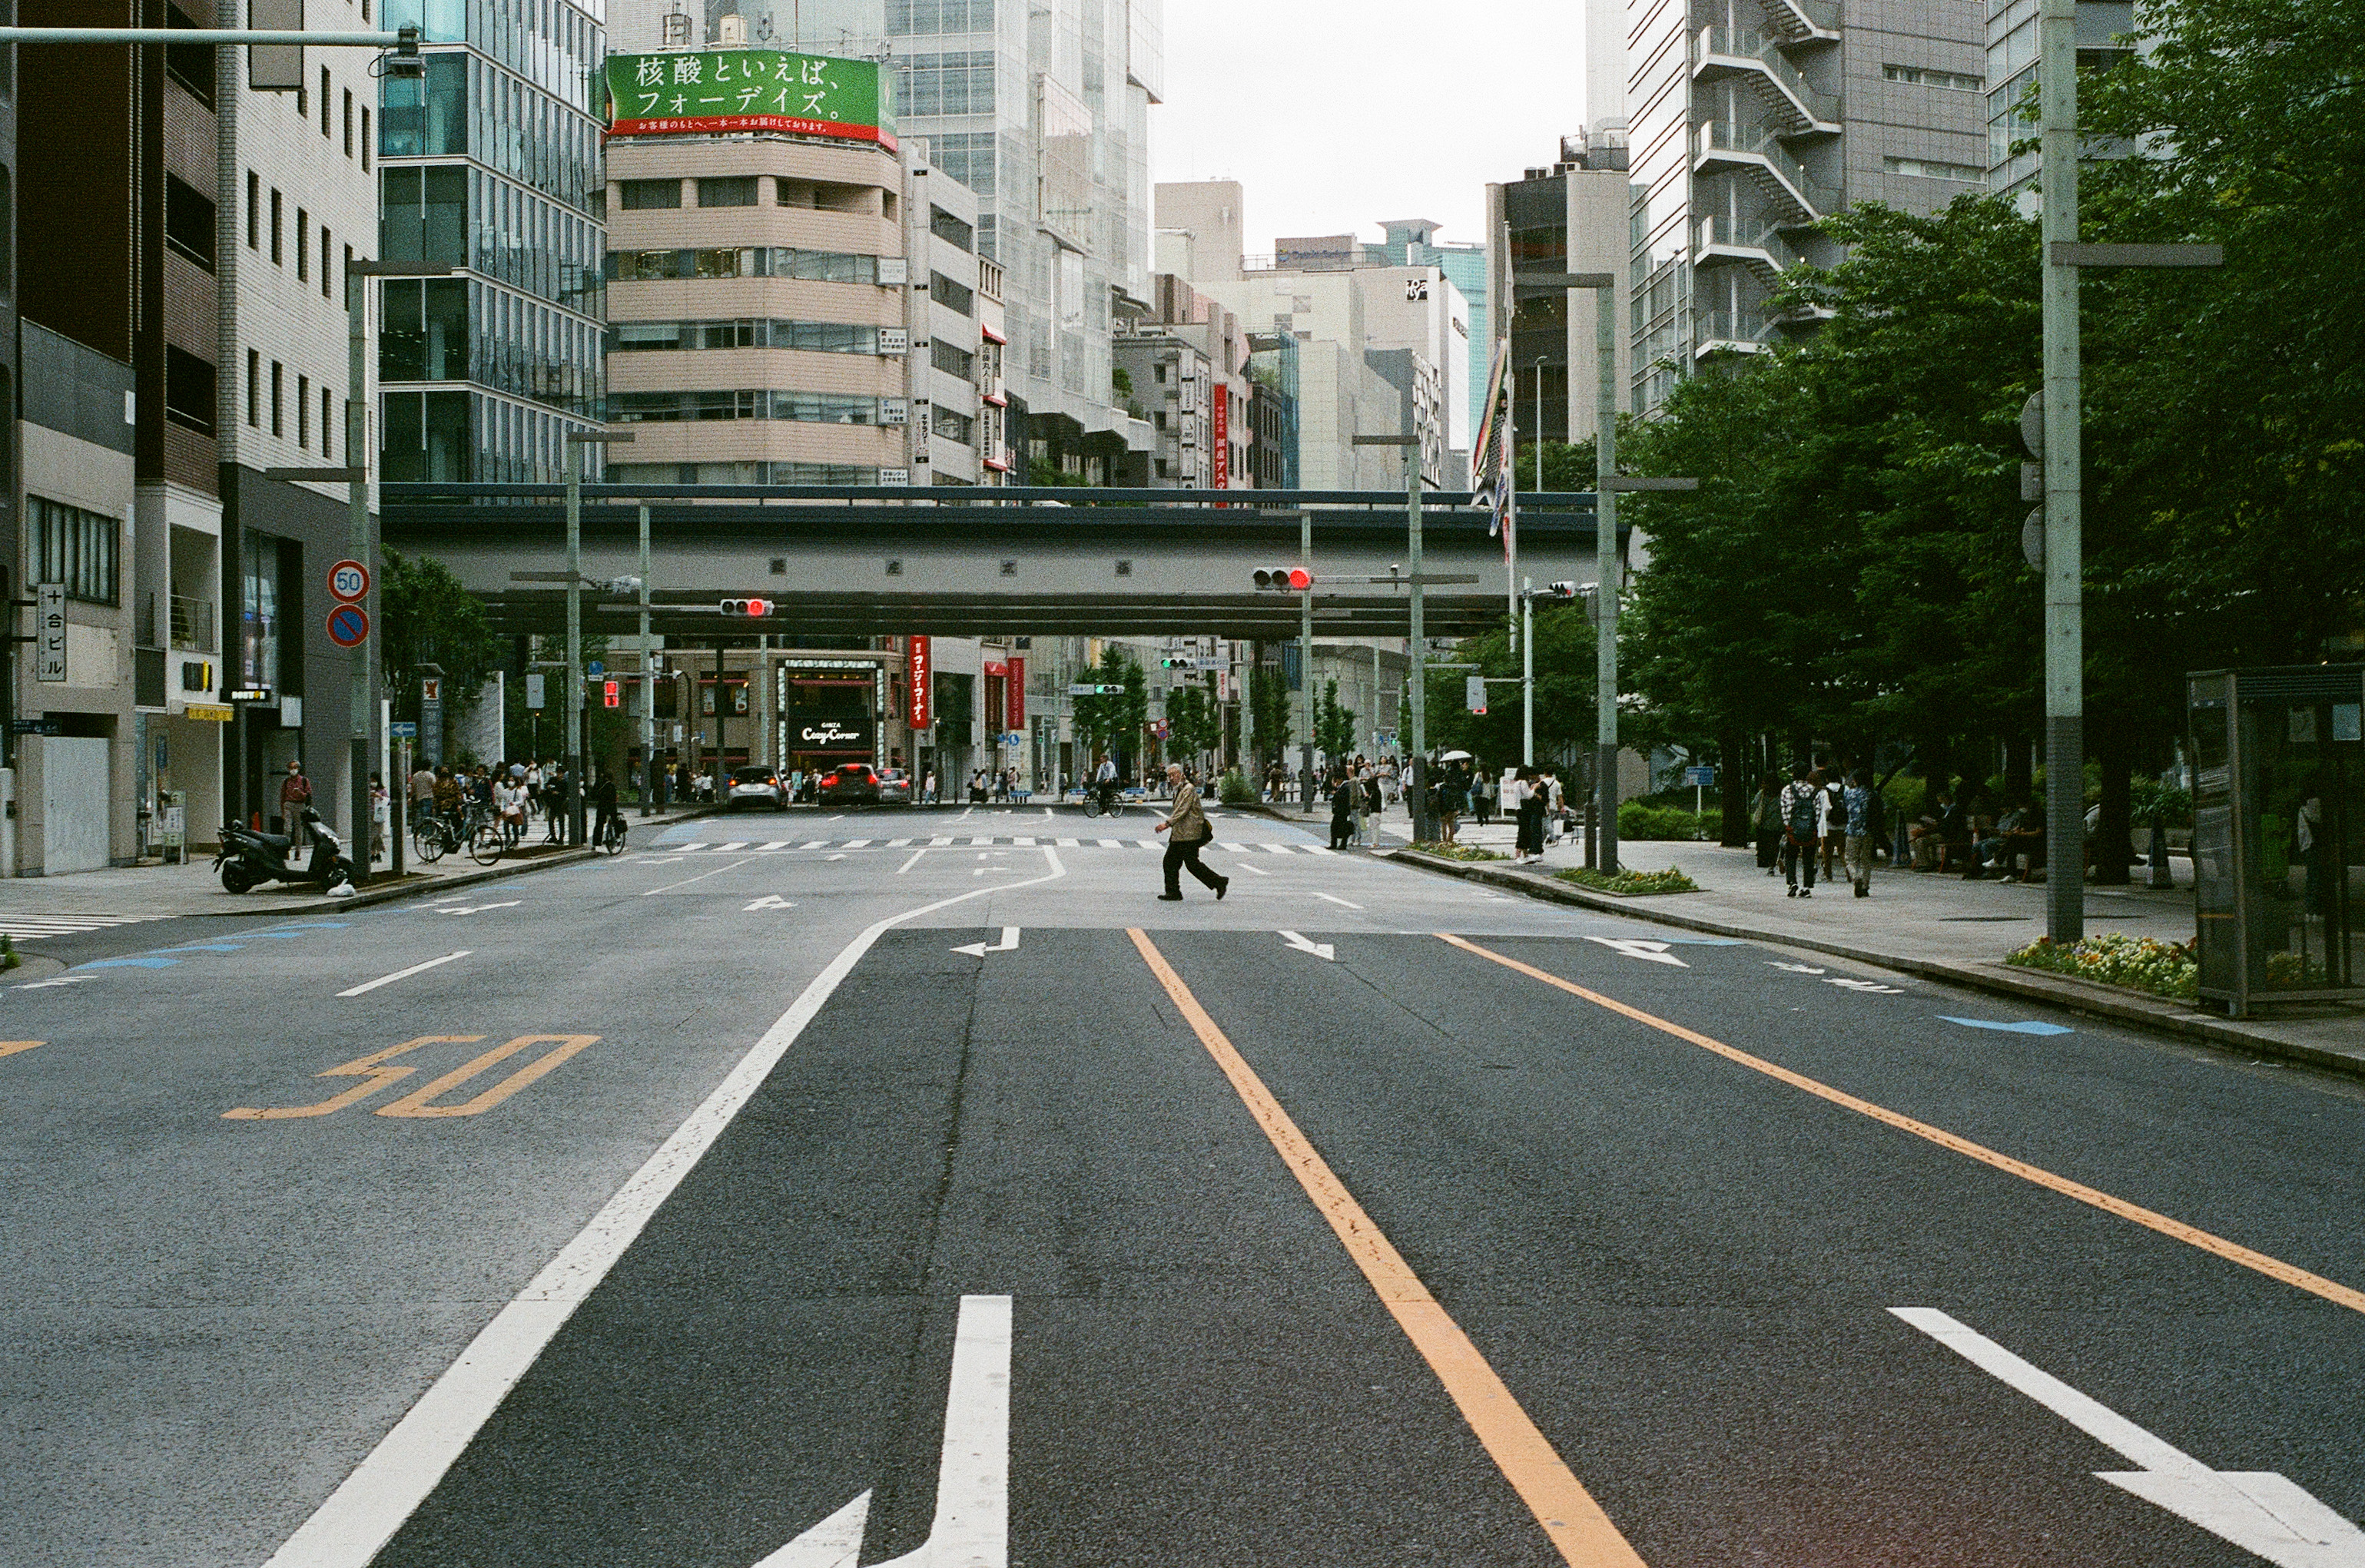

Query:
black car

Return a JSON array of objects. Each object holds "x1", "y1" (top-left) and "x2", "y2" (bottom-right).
[{"x1": 816, "y1": 763, "x2": 881, "y2": 805}]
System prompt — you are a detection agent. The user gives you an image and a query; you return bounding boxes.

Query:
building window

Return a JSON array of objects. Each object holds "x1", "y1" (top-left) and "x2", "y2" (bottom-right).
[
  {"x1": 932, "y1": 407, "x2": 974, "y2": 444},
  {"x1": 164, "y1": 174, "x2": 216, "y2": 270},
  {"x1": 887, "y1": 0, "x2": 995, "y2": 32},
  {"x1": 246, "y1": 350, "x2": 260, "y2": 426},
  {"x1": 696, "y1": 176, "x2": 758, "y2": 207},
  {"x1": 930, "y1": 205, "x2": 974, "y2": 252},
  {"x1": 330, "y1": 390, "x2": 342, "y2": 462},
  {"x1": 930, "y1": 270, "x2": 974, "y2": 315},
  {"x1": 165, "y1": 346, "x2": 217, "y2": 436},
  {"x1": 606, "y1": 246, "x2": 882, "y2": 284},
  {"x1": 930, "y1": 339, "x2": 974, "y2": 379},
  {"x1": 360, "y1": 108, "x2": 370, "y2": 171},
  {"x1": 295, "y1": 208, "x2": 308, "y2": 280},
  {"x1": 297, "y1": 373, "x2": 310, "y2": 448},
  {"x1": 1885, "y1": 154, "x2": 1989, "y2": 181},
  {"x1": 1883, "y1": 63, "x2": 1983, "y2": 91},
  {"x1": 343, "y1": 88, "x2": 353, "y2": 156},
  {"x1": 30, "y1": 496, "x2": 122, "y2": 605},
  {"x1": 270, "y1": 188, "x2": 282, "y2": 264},
  {"x1": 271, "y1": 361, "x2": 284, "y2": 436},
  {"x1": 246, "y1": 171, "x2": 259, "y2": 248},
  {"x1": 320, "y1": 67, "x2": 331, "y2": 135},
  {"x1": 619, "y1": 178, "x2": 682, "y2": 210},
  {"x1": 343, "y1": 244, "x2": 353, "y2": 305},
  {"x1": 321, "y1": 227, "x2": 333, "y2": 297},
  {"x1": 896, "y1": 50, "x2": 995, "y2": 116},
  {"x1": 164, "y1": 5, "x2": 212, "y2": 104}
]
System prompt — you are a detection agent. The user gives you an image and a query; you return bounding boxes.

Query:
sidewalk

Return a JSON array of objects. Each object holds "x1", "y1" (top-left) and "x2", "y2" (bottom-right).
[
  {"x1": 1264, "y1": 796, "x2": 2363, "y2": 1079},
  {"x1": 0, "y1": 803, "x2": 719, "y2": 929}
]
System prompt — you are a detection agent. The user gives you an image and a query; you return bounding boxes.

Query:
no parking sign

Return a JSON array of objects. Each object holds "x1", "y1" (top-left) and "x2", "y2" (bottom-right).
[{"x1": 326, "y1": 602, "x2": 370, "y2": 648}]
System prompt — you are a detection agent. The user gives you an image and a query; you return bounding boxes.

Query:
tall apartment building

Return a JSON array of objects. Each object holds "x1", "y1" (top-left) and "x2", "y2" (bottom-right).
[
  {"x1": 1984, "y1": 0, "x2": 2136, "y2": 197},
  {"x1": 376, "y1": 0, "x2": 608, "y2": 482},
  {"x1": 1487, "y1": 148, "x2": 1632, "y2": 450},
  {"x1": 10, "y1": 2, "x2": 381, "y2": 873},
  {"x1": 612, "y1": 0, "x2": 1163, "y2": 485},
  {"x1": 1623, "y1": 0, "x2": 1985, "y2": 410}
]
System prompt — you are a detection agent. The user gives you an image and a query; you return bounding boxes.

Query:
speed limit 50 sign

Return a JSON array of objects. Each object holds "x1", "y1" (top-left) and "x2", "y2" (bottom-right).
[{"x1": 327, "y1": 559, "x2": 370, "y2": 603}]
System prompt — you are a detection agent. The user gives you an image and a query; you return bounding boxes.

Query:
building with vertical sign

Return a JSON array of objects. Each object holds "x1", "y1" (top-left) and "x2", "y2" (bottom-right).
[{"x1": 1111, "y1": 273, "x2": 1251, "y2": 490}]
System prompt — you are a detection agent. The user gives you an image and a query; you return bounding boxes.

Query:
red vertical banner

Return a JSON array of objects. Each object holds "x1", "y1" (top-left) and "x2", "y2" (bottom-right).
[
  {"x1": 1005, "y1": 655, "x2": 1025, "y2": 732},
  {"x1": 1212, "y1": 386, "x2": 1229, "y2": 489},
  {"x1": 907, "y1": 636, "x2": 932, "y2": 729}
]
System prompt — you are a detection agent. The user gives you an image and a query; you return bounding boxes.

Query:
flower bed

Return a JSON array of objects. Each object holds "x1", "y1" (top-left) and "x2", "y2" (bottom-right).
[
  {"x1": 1555, "y1": 866, "x2": 1700, "y2": 896},
  {"x1": 1408, "y1": 840, "x2": 1509, "y2": 862},
  {"x1": 2005, "y1": 932, "x2": 2197, "y2": 1001}
]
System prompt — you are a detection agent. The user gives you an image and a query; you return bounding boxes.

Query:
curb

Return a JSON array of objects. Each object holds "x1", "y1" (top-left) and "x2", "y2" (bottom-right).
[
  {"x1": 1383, "y1": 848, "x2": 2365, "y2": 1083},
  {"x1": 201, "y1": 807, "x2": 725, "y2": 919}
]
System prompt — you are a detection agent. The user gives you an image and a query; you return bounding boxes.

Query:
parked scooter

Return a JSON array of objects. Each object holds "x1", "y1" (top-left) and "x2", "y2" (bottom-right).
[{"x1": 216, "y1": 807, "x2": 358, "y2": 897}]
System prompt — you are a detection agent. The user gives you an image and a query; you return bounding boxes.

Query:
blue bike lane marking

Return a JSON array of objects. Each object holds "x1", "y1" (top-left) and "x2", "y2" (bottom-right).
[{"x1": 71, "y1": 922, "x2": 353, "y2": 972}]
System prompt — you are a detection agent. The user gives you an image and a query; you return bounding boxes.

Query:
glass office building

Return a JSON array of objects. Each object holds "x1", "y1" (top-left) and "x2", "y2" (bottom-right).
[{"x1": 377, "y1": 0, "x2": 609, "y2": 482}]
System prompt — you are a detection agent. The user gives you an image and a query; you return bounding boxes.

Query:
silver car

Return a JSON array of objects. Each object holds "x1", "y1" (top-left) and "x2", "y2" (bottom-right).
[
  {"x1": 876, "y1": 767, "x2": 914, "y2": 805},
  {"x1": 726, "y1": 767, "x2": 788, "y2": 811}
]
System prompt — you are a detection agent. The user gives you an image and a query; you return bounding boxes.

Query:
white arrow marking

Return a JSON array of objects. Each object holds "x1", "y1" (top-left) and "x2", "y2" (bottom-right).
[
  {"x1": 744, "y1": 896, "x2": 798, "y2": 911},
  {"x1": 14, "y1": 975, "x2": 95, "y2": 990},
  {"x1": 755, "y1": 1490, "x2": 871, "y2": 1568},
  {"x1": 1824, "y1": 976, "x2": 1904, "y2": 994},
  {"x1": 1892, "y1": 1308, "x2": 2365, "y2": 1567},
  {"x1": 950, "y1": 927, "x2": 1020, "y2": 958},
  {"x1": 1279, "y1": 930, "x2": 1335, "y2": 961},
  {"x1": 762, "y1": 1295, "x2": 1010, "y2": 1568},
  {"x1": 1582, "y1": 936, "x2": 1689, "y2": 968},
  {"x1": 1770, "y1": 960, "x2": 1827, "y2": 974}
]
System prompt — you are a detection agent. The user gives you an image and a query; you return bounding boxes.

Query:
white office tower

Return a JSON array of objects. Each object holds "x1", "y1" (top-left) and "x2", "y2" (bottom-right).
[{"x1": 1623, "y1": 0, "x2": 1986, "y2": 411}]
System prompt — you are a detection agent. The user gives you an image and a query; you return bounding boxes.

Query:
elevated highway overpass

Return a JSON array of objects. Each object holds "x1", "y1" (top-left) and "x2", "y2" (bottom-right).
[{"x1": 381, "y1": 482, "x2": 1614, "y2": 643}]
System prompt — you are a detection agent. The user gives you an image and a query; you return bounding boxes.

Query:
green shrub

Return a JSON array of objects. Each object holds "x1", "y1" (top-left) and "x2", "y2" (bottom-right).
[
  {"x1": 1555, "y1": 866, "x2": 1699, "y2": 895},
  {"x1": 1217, "y1": 769, "x2": 1256, "y2": 807},
  {"x1": 2005, "y1": 932, "x2": 2197, "y2": 1000},
  {"x1": 1408, "y1": 840, "x2": 1508, "y2": 862},
  {"x1": 1617, "y1": 802, "x2": 1706, "y2": 840}
]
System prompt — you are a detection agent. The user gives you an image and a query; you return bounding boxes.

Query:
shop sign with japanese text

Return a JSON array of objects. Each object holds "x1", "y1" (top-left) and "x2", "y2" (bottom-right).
[{"x1": 603, "y1": 49, "x2": 897, "y2": 148}]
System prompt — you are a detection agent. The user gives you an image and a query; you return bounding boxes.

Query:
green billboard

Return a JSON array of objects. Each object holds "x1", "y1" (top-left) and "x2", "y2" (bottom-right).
[{"x1": 604, "y1": 50, "x2": 897, "y2": 150}]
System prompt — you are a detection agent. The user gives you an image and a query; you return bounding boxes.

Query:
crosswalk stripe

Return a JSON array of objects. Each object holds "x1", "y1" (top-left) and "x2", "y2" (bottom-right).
[
  {"x1": 1137, "y1": 840, "x2": 1159, "y2": 850},
  {"x1": 1099, "y1": 838, "x2": 1123, "y2": 848},
  {"x1": 970, "y1": 836, "x2": 993, "y2": 847},
  {"x1": 1056, "y1": 837, "x2": 1079, "y2": 847},
  {"x1": 1013, "y1": 837, "x2": 1037, "y2": 847},
  {"x1": 756, "y1": 841, "x2": 790, "y2": 851},
  {"x1": 712, "y1": 842, "x2": 748, "y2": 853},
  {"x1": 801, "y1": 840, "x2": 828, "y2": 850},
  {"x1": 842, "y1": 839, "x2": 871, "y2": 848},
  {"x1": 930, "y1": 837, "x2": 955, "y2": 847},
  {"x1": 1261, "y1": 843, "x2": 1293, "y2": 854},
  {"x1": 674, "y1": 842, "x2": 710, "y2": 852},
  {"x1": 887, "y1": 837, "x2": 913, "y2": 847}
]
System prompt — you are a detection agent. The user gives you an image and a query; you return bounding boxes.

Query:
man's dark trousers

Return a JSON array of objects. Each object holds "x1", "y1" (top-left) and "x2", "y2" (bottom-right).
[
  {"x1": 1780, "y1": 834, "x2": 1819, "y2": 890},
  {"x1": 1164, "y1": 834, "x2": 1223, "y2": 896}
]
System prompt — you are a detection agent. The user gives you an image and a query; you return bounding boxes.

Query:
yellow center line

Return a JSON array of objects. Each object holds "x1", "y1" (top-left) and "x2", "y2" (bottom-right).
[
  {"x1": 0, "y1": 1039, "x2": 45, "y2": 1059},
  {"x1": 1437, "y1": 932, "x2": 2365, "y2": 1317},
  {"x1": 1128, "y1": 928, "x2": 1648, "y2": 1568}
]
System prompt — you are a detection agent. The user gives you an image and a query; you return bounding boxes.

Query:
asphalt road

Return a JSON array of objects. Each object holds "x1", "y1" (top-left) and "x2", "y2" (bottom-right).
[{"x1": 4, "y1": 803, "x2": 2360, "y2": 1568}]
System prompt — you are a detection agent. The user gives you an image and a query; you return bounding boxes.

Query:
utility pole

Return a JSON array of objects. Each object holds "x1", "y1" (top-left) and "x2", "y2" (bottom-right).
[
  {"x1": 1355, "y1": 433, "x2": 1426, "y2": 837},
  {"x1": 563, "y1": 430, "x2": 631, "y2": 845},
  {"x1": 1299, "y1": 508, "x2": 1314, "y2": 807},
  {"x1": 639, "y1": 502, "x2": 654, "y2": 816}
]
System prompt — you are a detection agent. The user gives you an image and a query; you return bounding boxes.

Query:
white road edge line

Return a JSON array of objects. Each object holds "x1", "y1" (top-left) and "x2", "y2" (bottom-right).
[
  {"x1": 1891, "y1": 1308, "x2": 2365, "y2": 1566},
  {"x1": 336, "y1": 951, "x2": 472, "y2": 998},
  {"x1": 265, "y1": 848, "x2": 1070, "y2": 1568}
]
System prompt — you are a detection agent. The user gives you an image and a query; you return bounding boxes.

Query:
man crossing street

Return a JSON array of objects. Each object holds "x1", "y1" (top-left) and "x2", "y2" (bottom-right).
[{"x1": 1153, "y1": 764, "x2": 1228, "y2": 902}]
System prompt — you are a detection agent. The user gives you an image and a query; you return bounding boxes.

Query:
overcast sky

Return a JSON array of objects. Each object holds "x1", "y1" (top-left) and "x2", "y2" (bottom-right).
[{"x1": 1148, "y1": 0, "x2": 1594, "y2": 258}]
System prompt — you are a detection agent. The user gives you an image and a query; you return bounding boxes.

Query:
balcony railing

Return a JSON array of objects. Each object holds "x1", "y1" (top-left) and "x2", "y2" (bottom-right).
[
  {"x1": 170, "y1": 595, "x2": 217, "y2": 653},
  {"x1": 1696, "y1": 311, "x2": 1778, "y2": 352},
  {"x1": 1697, "y1": 214, "x2": 1807, "y2": 271},
  {"x1": 1693, "y1": 119, "x2": 1843, "y2": 217}
]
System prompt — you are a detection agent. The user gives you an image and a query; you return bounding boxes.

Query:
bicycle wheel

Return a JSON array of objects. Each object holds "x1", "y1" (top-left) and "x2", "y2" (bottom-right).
[
  {"x1": 413, "y1": 820, "x2": 447, "y2": 864},
  {"x1": 1082, "y1": 794, "x2": 1102, "y2": 818},
  {"x1": 599, "y1": 820, "x2": 626, "y2": 856},
  {"x1": 467, "y1": 823, "x2": 505, "y2": 865}
]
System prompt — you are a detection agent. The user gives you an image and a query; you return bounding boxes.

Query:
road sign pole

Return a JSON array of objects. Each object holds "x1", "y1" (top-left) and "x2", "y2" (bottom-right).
[
  {"x1": 1521, "y1": 576, "x2": 1534, "y2": 767},
  {"x1": 346, "y1": 260, "x2": 371, "y2": 881},
  {"x1": 1299, "y1": 509, "x2": 1314, "y2": 808},
  {"x1": 1594, "y1": 277, "x2": 1621, "y2": 877},
  {"x1": 566, "y1": 439, "x2": 585, "y2": 845},
  {"x1": 2039, "y1": 0, "x2": 2083, "y2": 946},
  {"x1": 639, "y1": 503, "x2": 654, "y2": 817}
]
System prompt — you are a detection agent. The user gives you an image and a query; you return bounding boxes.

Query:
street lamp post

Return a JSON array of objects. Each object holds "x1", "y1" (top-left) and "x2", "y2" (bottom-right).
[{"x1": 564, "y1": 430, "x2": 633, "y2": 844}]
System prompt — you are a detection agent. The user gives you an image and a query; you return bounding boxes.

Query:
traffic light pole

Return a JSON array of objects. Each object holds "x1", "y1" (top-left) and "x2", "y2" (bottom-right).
[
  {"x1": 565, "y1": 440, "x2": 585, "y2": 847},
  {"x1": 639, "y1": 502, "x2": 654, "y2": 816},
  {"x1": 1299, "y1": 509, "x2": 1315, "y2": 808},
  {"x1": 1521, "y1": 576, "x2": 1534, "y2": 767}
]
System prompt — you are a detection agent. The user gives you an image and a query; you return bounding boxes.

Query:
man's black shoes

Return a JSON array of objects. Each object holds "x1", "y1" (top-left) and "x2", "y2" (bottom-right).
[
  {"x1": 1216, "y1": 877, "x2": 1230, "y2": 900},
  {"x1": 1157, "y1": 892, "x2": 1184, "y2": 901}
]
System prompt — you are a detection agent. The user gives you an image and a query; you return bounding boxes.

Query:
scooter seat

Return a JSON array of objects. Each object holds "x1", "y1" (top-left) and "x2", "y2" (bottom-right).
[{"x1": 251, "y1": 832, "x2": 294, "y2": 850}]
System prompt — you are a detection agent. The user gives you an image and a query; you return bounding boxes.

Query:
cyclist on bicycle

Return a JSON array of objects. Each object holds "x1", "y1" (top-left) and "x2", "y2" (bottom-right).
[{"x1": 1093, "y1": 751, "x2": 1119, "y2": 815}]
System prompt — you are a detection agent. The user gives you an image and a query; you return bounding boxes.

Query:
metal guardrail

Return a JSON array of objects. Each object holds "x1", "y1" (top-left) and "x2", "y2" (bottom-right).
[
  {"x1": 1698, "y1": 214, "x2": 1806, "y2": 271},
  {"x1": 1694, "y1": 25, "x2": 1842, "y2": 126},
  {"x1": 1693, "y1": 119, "x2": 1843, "y2": 216}
]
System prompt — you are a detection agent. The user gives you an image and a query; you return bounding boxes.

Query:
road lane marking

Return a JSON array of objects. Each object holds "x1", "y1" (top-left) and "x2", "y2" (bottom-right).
[
  {"x1": 262, "y1": 848, "x2": 1071, "y2": 1568},
  {"x1": 1941, "y1": 1016, "x2": 2075, "y2": 1036},
  {"x1": 1313, "y1": 891, "x2": 1363, "y2": 909},
  {"x1": 642, "y1": 857, "x2": 758, "y2": 896},
  {"x1": 1582, "y1": 937, "x2": 1687, "y2": 968},
  {"x1": 432, "y1": 901, "x2": 519, "y2": 917},
  {"x1": 1279, "y1": 931, "x2": 1335, "y2": 961},
  {"x1": 1229, "y1": 859, "x2": 1271, "y2": 875},
  {"x1": 1129, "y1": 930, "x2": 1648, "y2": 1568},
  {"x1": 224, "y1": 1036, "x2": 483, "y2": 1119},
  {"x1": 764, "y1": 1295, "x2": 1012, "y2": 1568},
  {"x1": 338, "y1": 952, "x2": 473, "y2": 997},
  {"x1": 0, "y1": 1039, "x2": 44, "y2": 1059},
  {"x1": 744, "y1": 896, "x2": 797, "y2": 911},
  {"x1": 897, "y1": 849, "x2": 927, "y2": 874},
  {"x1": 1441, "y1": 934, "x2": 2365, "y2": 1317},
  {"x1": 376, "y1": 1035, "x2": 600, "y2": 1119},
  {"x1": 951, "y1": 927, "x2": 1020, "y2": 957},
  {"x1": 1892, "y1": 1308, "x2": 2365, "y2": 1565}
]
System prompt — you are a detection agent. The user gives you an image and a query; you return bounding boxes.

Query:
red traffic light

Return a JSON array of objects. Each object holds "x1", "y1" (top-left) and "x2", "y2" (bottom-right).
[
  {"x1": 602, "y1": 680, "x2": 621, "y2": 708},
  {"x1": 720, "y1": 597, "x2": 775, "y2": 618},
  {"x1": 1253, "y1": 566, "x2": 1312, "y2": 592}
]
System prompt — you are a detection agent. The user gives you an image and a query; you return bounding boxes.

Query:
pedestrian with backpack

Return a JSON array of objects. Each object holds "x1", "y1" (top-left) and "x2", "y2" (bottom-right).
[{"x1": 1779, "y1": 761, "x2": 1822, "y2": 897}]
